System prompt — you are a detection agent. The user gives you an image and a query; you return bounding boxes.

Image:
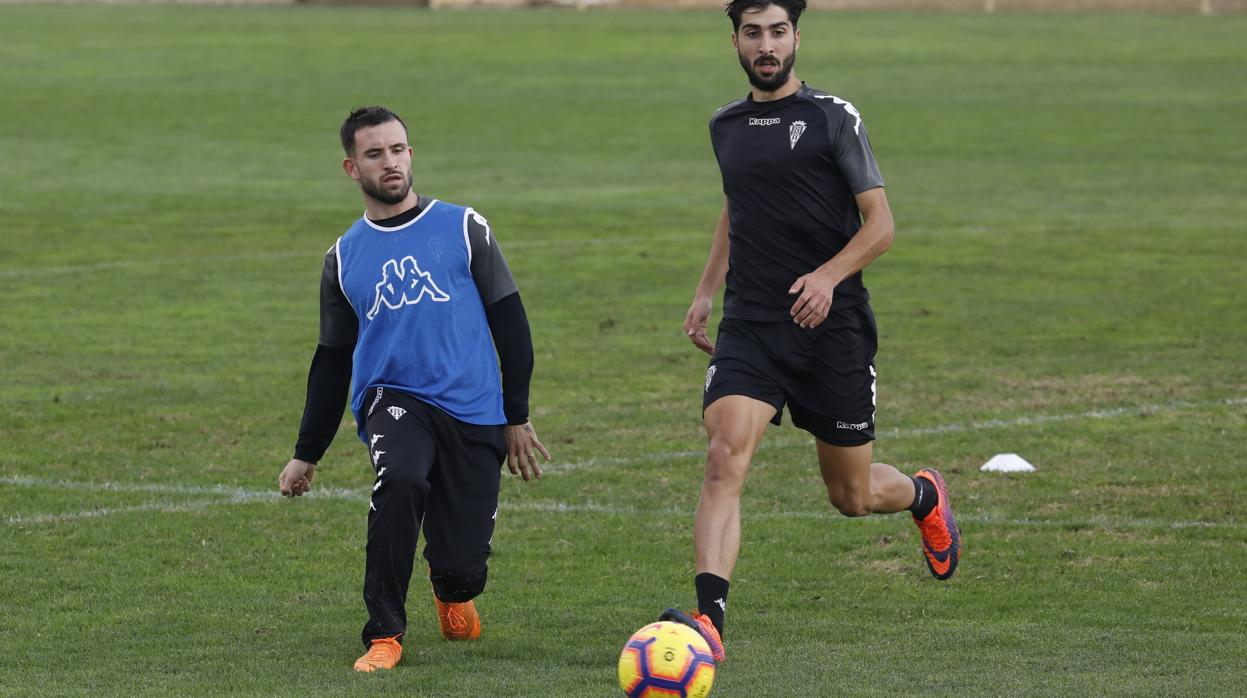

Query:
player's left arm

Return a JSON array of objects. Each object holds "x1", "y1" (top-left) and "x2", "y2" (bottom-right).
[
  {"x1": 466, "y1": 209, "x2": 552, "y2": 481},
  {"x1": 790, "y1": 100, "x2": 894, "y2": 328},
  {"x1": 788, "y1": 187, "x2": 894, "y2": 328}
]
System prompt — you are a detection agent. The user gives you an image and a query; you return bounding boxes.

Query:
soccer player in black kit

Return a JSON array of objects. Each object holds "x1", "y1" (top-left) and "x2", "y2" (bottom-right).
[{"x1": 660, "y1": 0, "x2": 961, "y2": 662}]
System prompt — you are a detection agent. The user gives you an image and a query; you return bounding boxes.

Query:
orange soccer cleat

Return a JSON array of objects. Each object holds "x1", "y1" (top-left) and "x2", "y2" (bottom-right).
[
  {"x1": 659, "y1": 607, "x2": 725, "y2": 663},
  {"x1": 912, "y1": 468, "x2": 961, "y2": 580},
  {"x1": 434, "y1": 596, "x2": 482, "y2": 641},
  {"x1": 353, "y1": 635, "x2": 402, "y2": 672}
]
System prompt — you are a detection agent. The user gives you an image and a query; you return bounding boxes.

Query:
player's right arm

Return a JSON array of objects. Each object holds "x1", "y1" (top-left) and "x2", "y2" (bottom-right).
[
  {"x1": 464, "y1": 209, "x2": 551, "y2": 482},
  {"x1": 684, "y1": 196, "x2": 731, "y2": 355},
  {"x1": 279, "y1": 246, "x2": 358, "y2": 498}
]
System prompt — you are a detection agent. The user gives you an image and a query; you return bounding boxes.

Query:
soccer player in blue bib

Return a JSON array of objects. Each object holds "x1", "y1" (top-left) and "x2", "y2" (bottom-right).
[
  {"x1": 660, "y1": 1, "x2": 961, "y2": 661},
  {"x1": 278, "y1": 107, "x2": 550, "y2": 672}
]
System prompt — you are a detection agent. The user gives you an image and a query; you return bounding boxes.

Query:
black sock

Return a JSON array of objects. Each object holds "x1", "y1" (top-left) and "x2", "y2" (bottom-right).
[
  {"x1": 694, "y1": 572, "x2": 729, "y2": 638},
  {"x1": 908, "y1": 475, "x2": 937, "y2": 519}
]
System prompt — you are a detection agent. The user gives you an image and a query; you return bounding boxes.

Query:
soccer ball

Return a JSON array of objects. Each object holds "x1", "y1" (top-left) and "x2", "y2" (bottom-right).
[{"x1": 617, "y1": 621, "x2": 716, "y2": 698}]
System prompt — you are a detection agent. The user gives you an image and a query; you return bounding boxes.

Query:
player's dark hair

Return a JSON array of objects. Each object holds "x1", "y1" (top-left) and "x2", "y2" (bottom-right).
[
  {"x1": 724, "y1": 0, "x2": 807, "y2": 30},
  {"x1": 340, "y1": 106, "x2": 408, "y2": 156}
]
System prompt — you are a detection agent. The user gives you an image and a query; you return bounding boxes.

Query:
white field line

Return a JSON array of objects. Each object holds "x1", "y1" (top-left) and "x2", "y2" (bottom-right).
[
  {"x1": 2, "y1": 396, "x2": 1243, "y2": 527},
  {"x1": 505, "y1": 502, "x2": 1239, "y2": 531},
  {"x1": 0, "y1": 475, "x2": 364, "y2": 501},
  {"x1": 554, "y1": 396, "x2": 1247, "y2": 474},
  {"x1": 1, "y1": 477, "x2": 1238, "y2": 531},
  {"x1": 6, "y1": 500, "x2": 231, "y2": 525}
]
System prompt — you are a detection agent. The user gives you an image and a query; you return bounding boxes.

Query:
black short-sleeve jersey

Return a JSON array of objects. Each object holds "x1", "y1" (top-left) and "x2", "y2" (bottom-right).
[{"x1": 710, "y1": 83, "x2": 885, "y2": 320}]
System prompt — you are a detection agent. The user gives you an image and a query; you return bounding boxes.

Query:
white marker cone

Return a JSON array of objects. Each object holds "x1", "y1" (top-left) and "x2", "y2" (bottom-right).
[{"x1": 980, "y1": 453, "x2": 1036, "y2": 473}]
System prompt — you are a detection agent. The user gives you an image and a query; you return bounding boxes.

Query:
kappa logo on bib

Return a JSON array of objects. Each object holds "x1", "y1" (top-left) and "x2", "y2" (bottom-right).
[{"x1": 366, "y1": 255, "x2": 451, "y2": 320}]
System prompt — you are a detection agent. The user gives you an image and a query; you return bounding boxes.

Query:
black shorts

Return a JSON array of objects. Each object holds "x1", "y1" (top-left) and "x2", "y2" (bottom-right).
[{"x1": 703, "y1": 304, "x2": 878, "y2": 446}]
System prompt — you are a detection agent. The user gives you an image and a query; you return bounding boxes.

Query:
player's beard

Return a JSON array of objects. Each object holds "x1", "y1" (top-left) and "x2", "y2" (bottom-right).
[
  {"x1": 361, "y1": 170, "x2": 412, "y2": 206},
  {"x1": 739, "y1": 51, "x2": 796, "y2": 92}
]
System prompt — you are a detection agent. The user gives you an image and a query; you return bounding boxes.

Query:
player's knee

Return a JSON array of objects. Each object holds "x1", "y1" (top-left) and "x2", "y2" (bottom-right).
[
  {"x1": 703, "y1": 441, "x2": 748, "y2": 492},
  {"x1": 431, "y1": 565, "x2": 487, "y2": 603},
  {"x1": 381, "y1": 468, "x2": 429, "y2": 497},
  {"x1": 705, "y1": 439, "x2": 732, "y2": 465},
  {"x1": 828, "y1": 491, "x2": 870, "y2": 517},
  {"x1": 705, "y1": 433, "x2": 752, "y2": 467}
]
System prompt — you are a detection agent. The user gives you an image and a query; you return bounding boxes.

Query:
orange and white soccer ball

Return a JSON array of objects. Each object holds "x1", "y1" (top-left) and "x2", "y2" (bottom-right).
[{"x1": 617, "y1": 621, "x2": 716, "y2": 698}]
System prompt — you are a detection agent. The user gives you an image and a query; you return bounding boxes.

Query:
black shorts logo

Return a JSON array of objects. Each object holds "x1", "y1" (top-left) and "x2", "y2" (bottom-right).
[{"x1": 705, "y1": 365, "x2": 717, "y2": 392}]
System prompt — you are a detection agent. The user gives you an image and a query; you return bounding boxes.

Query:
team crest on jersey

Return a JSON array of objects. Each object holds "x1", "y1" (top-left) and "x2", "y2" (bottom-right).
[
  {"x1": 789, "y1": 120, "x2": 807, "y2": 150},
  {"x1": 366, "y1": 255, "x2": 450, "y2": 320}
]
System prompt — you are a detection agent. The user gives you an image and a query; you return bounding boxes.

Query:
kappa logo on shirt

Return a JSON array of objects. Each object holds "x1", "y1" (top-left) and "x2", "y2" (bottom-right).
[
  {"x1": 366, "y1": 255, "x2": 451, "y2": 320},
  {"x1": 748, "y1": 117, "x2": 781, "y2": 126}
]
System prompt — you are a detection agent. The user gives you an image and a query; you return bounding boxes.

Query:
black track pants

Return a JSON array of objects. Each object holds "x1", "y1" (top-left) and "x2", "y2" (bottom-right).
[{"x1": 359, "y1": 387, "x2": 505, "y2": 646}]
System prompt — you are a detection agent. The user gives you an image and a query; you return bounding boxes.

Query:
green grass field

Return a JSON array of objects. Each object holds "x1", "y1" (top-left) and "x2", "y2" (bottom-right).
[{"x1": 1, "y1": 5, "x2": 1245, "y2": 696}]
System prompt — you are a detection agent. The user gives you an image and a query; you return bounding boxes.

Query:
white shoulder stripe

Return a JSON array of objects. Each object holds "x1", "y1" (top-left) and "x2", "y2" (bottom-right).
[
  {"x1": 462, "y1": 208, "x2": 474, "y2": 267},
  {"x1": 813, "y1": 94, "x2": 862, "y2": 135},
  {"x1": 334, "y1": 237, "x2": 356, "y2": 315}
]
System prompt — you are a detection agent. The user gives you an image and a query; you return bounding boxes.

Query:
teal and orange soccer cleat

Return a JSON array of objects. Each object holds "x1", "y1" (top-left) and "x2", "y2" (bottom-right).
[
  {"x1": 913, "y1": 468, "x2": 961, "y2": 580},
  {"x1": 659, "y1": 608, "x2": 725, "y2": 663}
]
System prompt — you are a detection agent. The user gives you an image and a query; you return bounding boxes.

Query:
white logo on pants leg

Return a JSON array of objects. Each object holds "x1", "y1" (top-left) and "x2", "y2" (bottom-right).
[
  {"x1": 870, "y1": 364, "x2": 877, "y2": 422},
  {"x1": 705, "y1": 365, "x2": 717, "y2": 392},
  {"x1": 387, "y1": 406, "x2": 406, "y2": 420},
  {"x1": 488, "y1": 506, "x2": 498, "y2": 545}
]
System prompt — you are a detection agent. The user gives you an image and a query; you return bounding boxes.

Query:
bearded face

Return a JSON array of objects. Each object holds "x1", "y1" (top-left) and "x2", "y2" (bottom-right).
[
  {"x1": 738, "y1": 49, "x2": 796, "y2": 93},
  {"x1": 732, "y1": 4, "x2": 800, "y2": 94},
  {"x1": 345, "y1": 119, "x2": 415, "y2": 208}
]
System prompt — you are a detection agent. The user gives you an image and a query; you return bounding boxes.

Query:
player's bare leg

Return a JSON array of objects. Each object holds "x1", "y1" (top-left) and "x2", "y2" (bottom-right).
[
  {"x1": 662, "y1": 395, "x2": 775, "y2": 661},
  {"x1": 817, "y1": 439, "x2": 962, "y2": 579},
  {"x1": 815, "y1": 440, "x2": 915, "y2": 516},
  {"x1": 695, "y1": 395, "x2": 776, "y2": 577}
]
